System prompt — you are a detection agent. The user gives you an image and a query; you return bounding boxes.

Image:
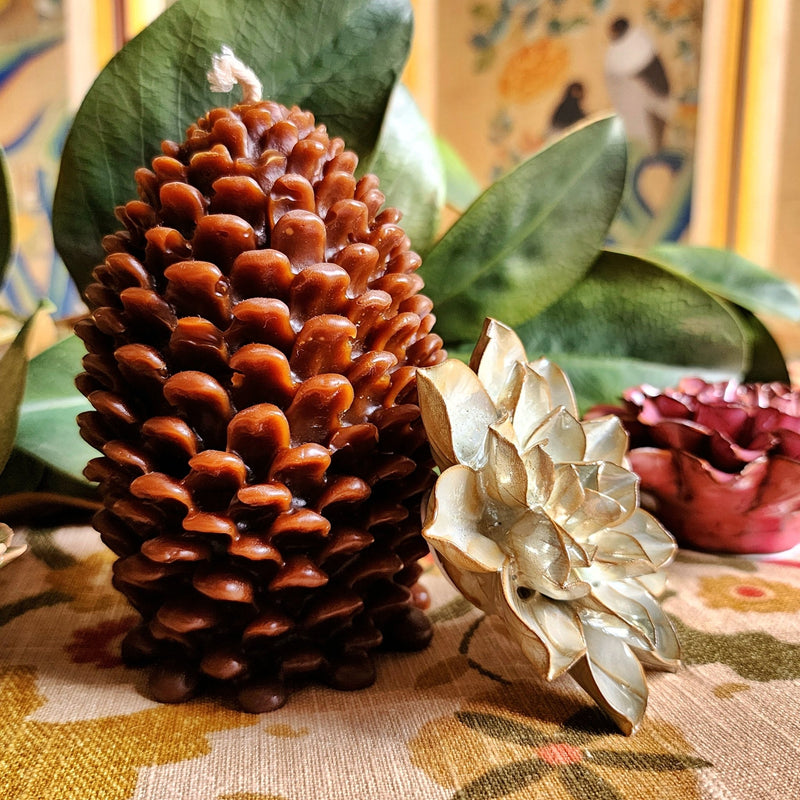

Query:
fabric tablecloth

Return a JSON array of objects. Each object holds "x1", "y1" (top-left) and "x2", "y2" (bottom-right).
[{"x1": 2, "y1": 525, "x2": 799, "y2": 800}]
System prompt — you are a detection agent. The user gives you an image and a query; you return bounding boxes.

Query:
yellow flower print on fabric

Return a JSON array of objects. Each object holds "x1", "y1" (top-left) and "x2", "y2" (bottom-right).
[
  {"x1": 264, "y1": 723, "x2": 309, "y2": 738},
  {"x1": 699, "y1": 575, "x2": 800, "y2": 613},
  {"x1": 45, "y1": 551, "x2": 122, "y2": 613},
  {"x1": 217, "y1": 795, "x2": 290, "y2": 800},
  {"x1": 0, "y1": 666, "x2": 258, "y2": 800}
]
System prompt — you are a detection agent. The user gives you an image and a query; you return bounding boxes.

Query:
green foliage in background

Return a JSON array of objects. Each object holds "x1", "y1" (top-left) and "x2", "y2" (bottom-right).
[{"x1": 0, "y1": 0, "x2": 797, "y2": 507}]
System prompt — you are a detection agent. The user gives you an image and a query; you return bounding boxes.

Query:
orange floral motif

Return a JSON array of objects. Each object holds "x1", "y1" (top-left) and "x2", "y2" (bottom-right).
[
  {"x1": 409, "y1": 683, "x2": 711, "y2": 800},
  {"x1": 65, "y1": 615, "x2": 138, "y2": 669},
  {"x1": 699, "y1": 575, "x2": 800, "y2": 613},
  {"x1": 498, "y1": 39, "x2": 570, "y2": 103},
  {"x1": 665, "y1": 0, "x2": 701, "y2": 20}
]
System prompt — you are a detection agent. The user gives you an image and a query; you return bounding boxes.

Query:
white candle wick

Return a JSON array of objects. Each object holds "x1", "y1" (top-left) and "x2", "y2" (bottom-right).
[{"x1": 207, "y1": 45, "x2": 263, "y2": 104}]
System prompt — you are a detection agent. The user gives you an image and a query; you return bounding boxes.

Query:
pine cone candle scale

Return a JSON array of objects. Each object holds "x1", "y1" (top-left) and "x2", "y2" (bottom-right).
[{"x1": 75, "y1": 96, "x2": 445, "y2": 711}]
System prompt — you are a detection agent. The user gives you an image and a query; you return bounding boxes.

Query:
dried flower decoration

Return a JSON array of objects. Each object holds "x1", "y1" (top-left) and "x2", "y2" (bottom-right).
[
  {"x1": 590, "y1": 378, "x2": 800, "y2": 554},
  {"x1": 417, "y1": 319, "x2": 680, "y2": 735},
  {"x1": 0, "y1": 523, "x2": 25, "y2": 568}
]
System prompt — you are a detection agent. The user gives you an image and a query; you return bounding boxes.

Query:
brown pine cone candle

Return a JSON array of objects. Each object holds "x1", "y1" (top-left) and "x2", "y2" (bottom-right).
[{"x1": 74, "y1": 65, "x2": 445, "y2": 711}]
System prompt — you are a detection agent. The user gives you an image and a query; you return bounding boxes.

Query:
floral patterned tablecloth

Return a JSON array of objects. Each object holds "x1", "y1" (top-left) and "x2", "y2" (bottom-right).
[{"x1": 2, "y1": 525, "x2": 800, "y2": 800}]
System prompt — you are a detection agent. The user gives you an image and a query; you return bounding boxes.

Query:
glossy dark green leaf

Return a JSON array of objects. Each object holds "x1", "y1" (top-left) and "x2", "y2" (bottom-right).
[
  {"x1": 647, "y1": 243, "x2": 800, "y2": 321},
  {"x1": 0, "y1": 314, "x2": 38, "y2": 473},
  {"x1": 54, "y1": 0, "x2": 413, "y2": 290},
  {"x1": 516, "y1": 251, "x2": 748, "y2": 410},
  {"x1": 0, "y1": 446, "x2": 95, "y2": 502},
  {"x1": 437, "y1": 137, "x2": 480, "y2": 213},
  {"x1": 15, "y1": 334, "x2": 94, "y2": 484},
  {"x1": 421, "y1": 116, "x2": 627, "y2": 345},
  {"x1": 0, "y1": 449, "x2": 45, "y2": 496},
  {"x1": 734, "y1": 306, "x2": 789, "y2": 383},
  {"x1": 0, "y1": 145, "x2": 13, "y2": 284},
  {"x1": 367, "y1": 84, "x2": 444, "y2": 254}
]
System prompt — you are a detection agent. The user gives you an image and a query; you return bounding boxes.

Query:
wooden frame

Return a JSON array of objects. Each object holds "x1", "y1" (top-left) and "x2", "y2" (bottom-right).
[
  {"x1": 692, "y1": 0, "x2": 795, "y2": 265},
  {"x1": 65, "y1": 0, "x2": 167, "y2": 109}
]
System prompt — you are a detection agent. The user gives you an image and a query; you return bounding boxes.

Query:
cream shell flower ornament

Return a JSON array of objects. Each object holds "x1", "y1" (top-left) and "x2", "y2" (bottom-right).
[{"x1": 417, "y1": 319, "x2": 680, "y2": 735}]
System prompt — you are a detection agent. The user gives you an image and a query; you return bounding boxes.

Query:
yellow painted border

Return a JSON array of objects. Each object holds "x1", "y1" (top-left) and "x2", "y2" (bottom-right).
[
  {"x1": 93, "y1": 0, "x2": 116, "y2": 68},
  {"x1": 691, "y1": 0, "x2": 745, "y2": 247},
  {"x1": 403, "y1": 0, "x2": 437, "y2": 125},
  {"x1": 124, "y1": 0, "x2": 166, "y2": 39},
  {"x1": 734, "y1": 0, "x2": 791, "y2": 263},
  {"x1": 66, "y1": 0, "x2": 166, "y2": 109}
]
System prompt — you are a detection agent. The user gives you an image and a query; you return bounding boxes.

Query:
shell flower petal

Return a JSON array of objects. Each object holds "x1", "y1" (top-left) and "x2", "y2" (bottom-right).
[
  {"x1": 417, "y1": 359, "x2": 499, "y2": 470},
  {"x1": 522, "y1": 443, "x2": 557, "y2": 510},
  {"x1": 582, "y1": 414, "x2": 630, "y2": 464},
  {"x1": 469, "y1": 318, "x2": 530, "y2": 411},
  {"x1": 483, "y1": 423, "x2": 529, "y2": 509},
  {"x1": 422, "y1": 464, "x2": 507, "y2": 574},
  {"x1": 506, "y1": 510, "x2": 590, "y2": 600},
  {"x1": 529, "y1": 356, "x2": 578, "y2": 417},
  {"x1": 590, "y1": 580, "x2": 680, "y2": 670},
  {"x1": 434, "y1": 551, "x2": 500, "y2": 616},
  {"x1": 501, "y1": 567, "x2": 586, "y2": 679},
  {"x1": 577, "y1": 599, "x2": 654, "y2": 652},
  {"x1": 577, "y1": 461, "x2": 639, "y2": 520},
  {"x1": 589, "y1": 580, "x2": 681, "y2": 670},
  {"x1": 626, "y1": 580, "x2": 682, "y2": 669},
  {"x1": 511, "y1": 364, "x2": 556, "y2": 446},
  {"x1": 545, "y1": 462, "x2": 587, "y2": 524},
  {"x1": 611, "y1": 509, "x2": 676, "y2": 570},
  {"x1": 570, "y1": 627, "x2": 649, "y2": 736},
  {"x1": 583, "y1": 529, "x2": 656, "y2": 579},
  {"x1": 588, "y1": 583, "x2": 659, "y2": 649},
  {"x1": 562, "y1": 487, "x2": 628, "y2": 540},
  {"x1": 524, "y1": 406, "x2": 587, "y2": 462}
]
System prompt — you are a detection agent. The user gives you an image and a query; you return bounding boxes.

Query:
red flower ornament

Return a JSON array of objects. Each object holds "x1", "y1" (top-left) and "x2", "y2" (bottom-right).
[{"x1": 590, "y1": 378, "x2": 800, "y2": 554}]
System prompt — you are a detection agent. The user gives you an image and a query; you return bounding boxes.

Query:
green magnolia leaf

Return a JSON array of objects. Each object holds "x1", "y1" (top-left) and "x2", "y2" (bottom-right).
[
  {"x1": 0, "y1": 314, "x2": 40, "y2": 473},
  {"x1": 0, "y1": 447, "x2": 95, "y2": 502},
  {"x1": 0, "y1": 448, "x2": 97, "y2": 513},
  {"x1": 646, "y1": 243, "x2": 800, "y2": 322},
  {"x1": 516, "y1": 251, "x2": 748, "y2": 410},
  {"x1": 0, "y1": 145, "x2": 13, "y2": 284},
  {"x1": 367, "y1": 84, "x2": 444, "y2": 254},
  {"x1": 15, "y1": 334, "x2": 94, "y2": 484},
  {"x1": 53, "y1": 0, "x2": 413, "y2": 291},
  {"x1": 734, "y1": 306, "x2": 790, "y2": 383},
  {"x1": 436, "y1": 137, "x2": 480, "y2": 213},
  {"x1": 421, "y1": 116, "x2": 627, "y2": 345},
  {"x1": 0, "y1": 448, "x2": 45, "y2": 497}
]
